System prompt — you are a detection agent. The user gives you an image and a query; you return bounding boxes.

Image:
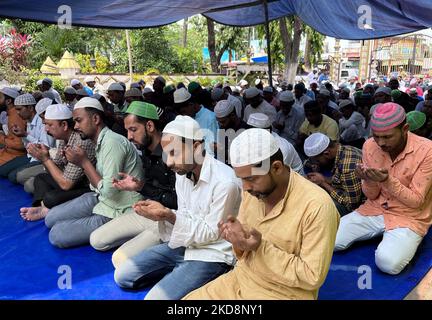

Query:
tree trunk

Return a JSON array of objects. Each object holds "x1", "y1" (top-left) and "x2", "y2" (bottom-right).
[
  {"x1": 304, "y1": 32, "x2": 312, "y2": 71},
  {"x1": 182, "y1": 18, "x2": 188, "y2": 47},
  {"x1": 206, "y1": 18, "x2": 218, "y2": 73},
  {"x1": 279, "y1": 17, "x2": 302, "y2": 83}
]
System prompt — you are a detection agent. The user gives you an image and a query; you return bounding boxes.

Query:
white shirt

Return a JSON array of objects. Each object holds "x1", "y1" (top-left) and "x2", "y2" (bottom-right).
[
  {"x1": 294, "y1": 94, "x2": 312, "y2": 118},
  {"x1": 49, "y1": 88, "x2": 62, "y2": 104},
  {"x1": 339, "y1": 111, "x2": 365, "y2": 142},
  {"x1": 272, "y1": 132, "x2": 304, "y2": 175},
  {"x1": 159, "y1": 154, "x2": 242, "y2": 265},
  {"x1": 24, "y1": 114, "x2": 55, "y2": 161},
  {"x1": 243, "y1": 99, "x2": 277, "y2": 123},
  {"x1": 228, "y1": 94, "x2": 243, "y2": 119}
]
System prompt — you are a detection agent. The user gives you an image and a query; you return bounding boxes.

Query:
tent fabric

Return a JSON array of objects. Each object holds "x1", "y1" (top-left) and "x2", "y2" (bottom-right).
[{"x1": 0, "y1": 0, "x2": 431, "y2": 40}]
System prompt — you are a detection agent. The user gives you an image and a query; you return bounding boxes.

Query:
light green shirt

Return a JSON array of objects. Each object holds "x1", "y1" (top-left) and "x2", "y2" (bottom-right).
[{"x1": 91, "y1": 126, "x2": 144, "y2": 218}]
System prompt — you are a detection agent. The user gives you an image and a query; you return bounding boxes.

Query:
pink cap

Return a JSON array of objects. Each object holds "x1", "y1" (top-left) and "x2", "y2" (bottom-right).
[{"x1": 370, "y1": 102, "x2": 406, "y2": 132}]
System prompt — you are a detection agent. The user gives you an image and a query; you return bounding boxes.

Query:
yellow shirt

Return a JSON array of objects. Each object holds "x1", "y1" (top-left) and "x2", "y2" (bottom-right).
[
  {"x1": 300, "y1": 114, "x2": 340, "y2": 141},
  {"x1": 184, "y1": 171, "x2": 340, "y2": 300}
]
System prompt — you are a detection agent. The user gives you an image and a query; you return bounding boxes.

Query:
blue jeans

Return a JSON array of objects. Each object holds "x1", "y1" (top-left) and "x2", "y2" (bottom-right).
[
  {"x1": 114, "y1": 243, "x2": 231, "y2": 300},
  {"x1": 0, "y1": 155, "x2": 30, "y2": 181},
  {"x1": 45, "y1": 192, "x2": 111, "y2": 248}
]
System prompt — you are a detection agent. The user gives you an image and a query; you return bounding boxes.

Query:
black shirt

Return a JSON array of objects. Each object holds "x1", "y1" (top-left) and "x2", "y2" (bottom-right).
[{"x1": 140, "y1": 144, "x2": 177, "y2": 209}]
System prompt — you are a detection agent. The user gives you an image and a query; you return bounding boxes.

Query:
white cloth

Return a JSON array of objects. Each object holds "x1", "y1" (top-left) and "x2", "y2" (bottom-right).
[
  {"x1": 227, "y1": 94, "x2": 243, "y2": 119},
  {"x1": 293, "y1": 94, "x2": 312, "y2": 118},
  {"x1": 339, "y1": 111, "x2": 365, "y2": 142},
  {"x1": 334, "y1": 211, "x2": 423, "y2": 275},
  {"x1": 158, "y1": 154, "x2": 242, "y2": 265},
  {"x1": 243, "y1": 99, "x2": 277, "y2": 123},
  {"x1": 23, "y1": 115, "x2": 56, "y2": 161},
  {"x1": 48, "y1": 87, "x2": 62, "y2": 104},
  {"x1": 272, "y1": 132, "x2": 304, "y2": 175}
]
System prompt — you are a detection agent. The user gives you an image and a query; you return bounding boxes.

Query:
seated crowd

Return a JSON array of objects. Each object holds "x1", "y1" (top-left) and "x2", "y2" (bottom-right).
[{"x1": 0, "y1": 74, "x2": 431, "y2": 299}]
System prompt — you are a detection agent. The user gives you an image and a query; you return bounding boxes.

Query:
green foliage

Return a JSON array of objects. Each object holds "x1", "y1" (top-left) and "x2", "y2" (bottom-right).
[
  {"x1": 76, "y1": 52, "x2": 111, "y2": 73},
  {"x1": 20, "y1": 67, "x2": 66, "y2": 92}
]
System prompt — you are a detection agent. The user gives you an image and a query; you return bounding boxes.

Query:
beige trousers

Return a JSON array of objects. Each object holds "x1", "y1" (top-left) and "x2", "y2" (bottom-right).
[{"x1": 90, "y1": 211, "x2": 160, "y2": 268}]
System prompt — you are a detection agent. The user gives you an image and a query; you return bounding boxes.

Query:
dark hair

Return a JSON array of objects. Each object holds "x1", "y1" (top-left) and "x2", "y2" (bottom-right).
[
  {"x1": 84, "y1": 107, "x2": 106, "y2": 123},
  {"x1": 253, "y1": 149, "x2": 284, "y2": 168},
  {"x1": 62, "y1": 118, "x2": 75, "y2": 129},
  {"x1": 129, "y1": 114, "x2": 164, "y2": 132},
  {"x1": 304, "y1": 100, "x2": 321, "y2": 112},
  {"x1": 396, "y1": 119, "x2": 407, "y2": 129}
]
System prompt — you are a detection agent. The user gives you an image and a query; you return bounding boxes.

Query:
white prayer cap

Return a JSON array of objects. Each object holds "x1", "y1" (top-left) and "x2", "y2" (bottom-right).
[
  {"x1": 247, "y1": 113, "x2": 271, "y2": 129},
  {"x1": 36, "y1": 80, "x2": 43, "y2": 86},
  {"x1": 338, "y1": 99, "x2": 353, "y2": 110},
  {"x1": 0, "y1": 87, "x2": 19, "y2": 99},
  {"x1": 71, "y1": 79, "x2": 81, "y2": 86},
  {"x1": 74, "y1": 97, "x2": 104, "y2": 112},
  {"x1": 64, "y1": 86, "x2": 77, "y2": 95},
  {"x1": 230, "y1": 128, "x2": 279, "y2": 167},
  {"x1": 45, "y1": 104, "x2": 73, "y2": 120},
  {"x1": 162, "y1": 115, "x2": 204, "y2": 140},
  {"x1": 338, "y1": 82, "x2": 347, "y2": 89},
  {"x1": 342, "y1": 87, "x2": 351, "y2": 94},
  {"x1": 214, "y1": 100, "x2": 234, "y2": 118},
  {"x1": 143, "y1": 87, "x2": 153, "y2": 94},
  {"x1": 108, "y1": 82, "x2": 124, "y2": 91},
  {"x1": 244, "y1": 87, "x2": 260, "y2": 99},
  {"x1": 319, "y1": 88, "x2": 331, "y2": 96},
  {"x1": 233, "y1": 86, "x2": 241, "y2": 93},
  {"x1": 239, "y1": 79, "x2": 248, "y2": 86},
  {"x1": 263, "y1": 86, "x2": 273, "y2": 93},
  {"x1": 255, "y1": 79, "x2": 262, "y2": 85},
  {"x1": 84, "y1": 76, "x2": 95, "y2": 83},
  {"x1": 15, "y1": 93, "x2": 36, "y2": 106},
  {"x1": 173, "y1": 87, "x2": 191, "y2": 104},
  {"x1": 303, "y1": 133, "x2": 330, "y2": 157},
  {"x1": 35, "y1": 98, "x2": 53, "y2": 115},
  {"x1": 279, "y1": 91, "x2": 294, "y2": 102},
  {"x1": 211, "y1": 88, "x2": 224, "y2": 101}
]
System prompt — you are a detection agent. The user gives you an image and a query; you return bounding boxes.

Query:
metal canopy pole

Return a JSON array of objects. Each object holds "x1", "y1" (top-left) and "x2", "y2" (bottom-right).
[{"x1": 263, "y1": 0, "x2": 273, "y2": 87}]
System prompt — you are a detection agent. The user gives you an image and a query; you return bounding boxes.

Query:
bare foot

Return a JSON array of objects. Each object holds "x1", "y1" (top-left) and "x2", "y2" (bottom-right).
[{"x1": 20, "y1": 206, "x2": 49, "y2": 221}]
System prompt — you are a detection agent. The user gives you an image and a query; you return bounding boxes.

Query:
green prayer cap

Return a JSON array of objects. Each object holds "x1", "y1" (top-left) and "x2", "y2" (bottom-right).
[
  {"x1": 163, "y1": 84, "x2": 175, "y2": 94},
  {"x1": 188, "y1": 81, "x2": 200, "y2": 93},
  {"x1": 354, "y1": 90, "x2": 363, "y2": 99},
  {"x1": 125, "y1": 101, "x2": 159, "y2": 120},
  {"x1": 406, "y1": 111, "x2": 426, "y2": 131},
  {"x1": 391, "y1": 89, "x2": 402, "y2": 100}
]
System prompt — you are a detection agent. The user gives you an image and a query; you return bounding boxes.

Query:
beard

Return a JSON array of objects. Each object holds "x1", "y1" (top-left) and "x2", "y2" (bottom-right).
[
  {"x1": 247, "y1": 175, "x2": 277, "y2": 200},
  {"x1": 78, "y1": 131, "x2": 89, "y2": 140},
  {"x1": 140, "y1": 134, "x2": 152, "y2": 149}
]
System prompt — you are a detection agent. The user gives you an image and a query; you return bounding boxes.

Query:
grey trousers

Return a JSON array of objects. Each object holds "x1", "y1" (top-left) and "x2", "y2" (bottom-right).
[
  {"x1": 16, "y1": 164, "x2": 45, "y2": 194},
  {"x1": 45, "y1": 192, "x2": 111, "y2": 248}
]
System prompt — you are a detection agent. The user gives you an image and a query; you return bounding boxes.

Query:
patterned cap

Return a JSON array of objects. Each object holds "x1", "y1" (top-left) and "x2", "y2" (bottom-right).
[
  {"x1": 370, "y1": 102, "x2": 406, "y2": 132},
  {"x1": 125, "y1": 101, "x2": 159, "y2": 120},
  {"x1": 406, "y1": 111, "x2": 426, "y2": 131},
  {"x1": 15, "y1": 93, "x2": 36, "y2": 106}
]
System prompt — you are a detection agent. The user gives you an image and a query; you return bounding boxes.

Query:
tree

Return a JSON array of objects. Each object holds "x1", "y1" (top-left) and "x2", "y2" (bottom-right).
[
  {"x1": 258, "y1": 18, "x2": 325, "y2": 83},
  {"x1": 304, "y1": 26, "x2": 325, "y2": 72},
  {"x1": 206, "y1": 18, "x2": 247, "y2": 73}
]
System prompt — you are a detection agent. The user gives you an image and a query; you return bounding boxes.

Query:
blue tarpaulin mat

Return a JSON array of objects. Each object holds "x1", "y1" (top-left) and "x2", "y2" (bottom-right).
[
  {"x1": 0, "y1": 177, "x2": 431, "y2": 300},
  {"x1": 0, "y1": 178, "x2": 148, "y2": 300}
]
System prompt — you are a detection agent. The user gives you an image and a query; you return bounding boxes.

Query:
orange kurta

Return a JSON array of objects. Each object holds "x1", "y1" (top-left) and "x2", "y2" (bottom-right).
[
  {"x1": 357, "y1": 133, "x2": 432, "y2": 237},
  {"x1": 0, "y1": 106, "x2": 26, "y2": 165}
]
